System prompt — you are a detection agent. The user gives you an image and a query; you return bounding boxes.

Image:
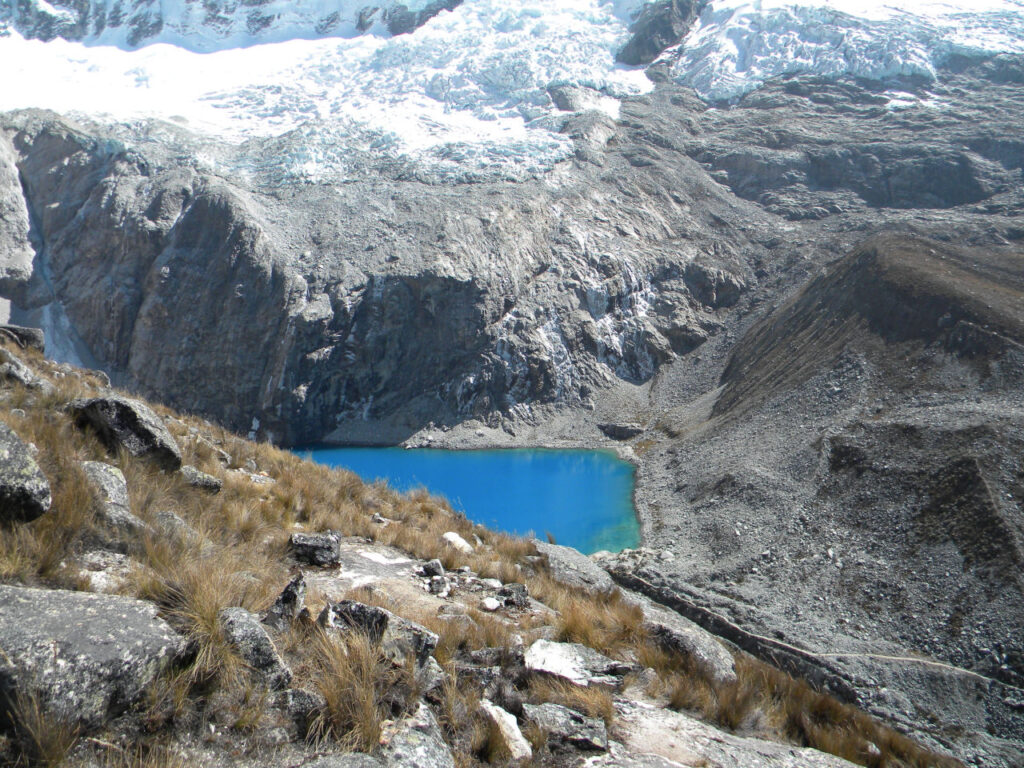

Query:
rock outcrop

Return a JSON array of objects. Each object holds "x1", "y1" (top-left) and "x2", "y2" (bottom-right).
[
  {"x1": 70, "y1": 396, "x2": 182, "y2": 470},
  {"x1": 0, "y1": 585, "x2": 181, "y2": 728}
]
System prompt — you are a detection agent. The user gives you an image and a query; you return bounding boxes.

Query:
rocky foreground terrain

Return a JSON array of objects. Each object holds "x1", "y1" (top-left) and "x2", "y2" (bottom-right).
[
  {"x1": 1, "y1": 1, "x2": 1023, "y2": 766},
  {"x1": 0, "y1": 335, "x2": 959, "y2": 767}
]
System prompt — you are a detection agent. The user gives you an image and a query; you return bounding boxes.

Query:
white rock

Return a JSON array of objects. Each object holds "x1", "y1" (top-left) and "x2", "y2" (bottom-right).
[
  {"x1": 443, "y1": 531, "x2": 474, "y2": 554},
  {"x1": 480, "y1": 699, "x2": 532, "y2": 762},
  {"x1": 481, "y1": 597, "x2": 501, "y2": 612}
]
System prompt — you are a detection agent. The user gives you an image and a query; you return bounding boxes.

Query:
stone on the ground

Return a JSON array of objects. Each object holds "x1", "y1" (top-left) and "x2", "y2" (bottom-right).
[
  {"x1": 0, "y1": 347, "x2": 50, "y2": 391},
  {"x1": 532, "y1": 539, "x2": 615, "y2": 593},
  {"x1": 481, "y1": 597, "x2": 501, "y2": 612},
  {"x1": 379, "y1": 702, "x2": 455, "y2": 768},
  {"x1": 180, "y1": 464, "x2": 222, "y2": 493},
  {"x1": 270, "y1": 686, "x2": 326, "y2": 737},
  {"x1": 632, "y1": 593, "x2": 737, "y2": 687},
  {"x1": 81, "y1": 460, "x2": 149, "y2": 535},
  {"x1": 0, "y1": 421, "x2": 50, "y2": 522},
  {"x1": 290, "y1": 531, "x2": 342, "y2": 566},
  {"x1": 318, "y1": 600, "x2": 438, "y2": 667},
  {"x1": 480, "y1": 699, "x2": 532, "y2": 761},
  {"x1": 263, "y1": 573, "x2": 307, "y2": 632},
  {"x1": 0, "y1": 584, "x2": 181, "y2": 728},
  {"x1": 525, "y1": 639, "x2": 637, "y2": 688},
  {"x1": 0, "y1": 324, "x2": 45, "y2": 352},
  {"x1": 498, "y1": 583, "x2": 529, "y2": 608},
  {"x1": 70, "y1": 395, "x2": 182, "y2": 470},
  {"x1": 78, "y1": 550, "x2": 134, "y2": 594},
  {"x1": 219, "y1": 607, "x2": 292, "y2": 689},
  {"x1": 421, "y1": 558, "x2": 445, "y2": 577},
  {"x1": 442, "y1": 531, "x2": 473, "y2": 553},
  {"x1": 152, "y1": 509, "x2": 200, "y2": 545},
  {"x1": 522, "y1": 702, "x2": 608, "y2": 752},
  {"x1": 428, "y1": 575, "x2": 449, "y2": 595},
  {"x1": 417, "y1": 655, "x2": 447, "y2": 697}
]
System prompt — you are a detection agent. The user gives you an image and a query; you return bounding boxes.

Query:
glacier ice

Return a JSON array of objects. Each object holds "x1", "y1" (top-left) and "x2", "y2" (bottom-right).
[{"x1": 0, "y1": 0, "x2": 1022, "y2": 180}]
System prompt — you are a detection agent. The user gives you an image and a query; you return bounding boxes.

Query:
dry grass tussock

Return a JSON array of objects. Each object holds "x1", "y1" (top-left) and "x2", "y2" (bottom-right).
[{"x1": 0, "y1": 340, "x2": 961, "y2": 768}]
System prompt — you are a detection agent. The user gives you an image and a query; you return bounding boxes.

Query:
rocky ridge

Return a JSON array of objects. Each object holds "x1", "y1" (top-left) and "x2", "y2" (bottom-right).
[{"x1": 0, "y1": 337, "x2": 954, "y2": 767}]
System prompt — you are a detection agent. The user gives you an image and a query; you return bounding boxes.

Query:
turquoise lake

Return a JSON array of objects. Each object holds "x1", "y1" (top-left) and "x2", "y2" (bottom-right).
[{"x1": 302, "y1": 447, "x2": 640, "y2": 554}]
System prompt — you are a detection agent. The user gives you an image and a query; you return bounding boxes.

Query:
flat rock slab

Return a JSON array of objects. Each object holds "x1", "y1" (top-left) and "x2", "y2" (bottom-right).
[
  {"x1": 532, "y1": 539, "x2": 615, "y2": 593},
  {"x1": 522, "y1": 702, "x2": 607, "y2": 752},
  {"x1": 480, "y1": 699, "x2": 532, "y2": 761},
  {"x1": 0, "y1": 420, "x2": 50, "y2": 522},
  {"x1": 525, "y1": 639, "x2": 636, "y2": 688},
  {"x1": 379, "y1": 702, "x2": 455, "y2": 768},
  {"x1": 0, "y1": 584, "x2": 182, "y2": 728},
  {"x1": 304, "y1": 755, "x2": 384, "y2": 768},
  {"x1": 70, "y1": 395, "x2": 182, "y2": 471},
  {"x1": 613, "y1": 699, "x2": 861, "y2": 768}
]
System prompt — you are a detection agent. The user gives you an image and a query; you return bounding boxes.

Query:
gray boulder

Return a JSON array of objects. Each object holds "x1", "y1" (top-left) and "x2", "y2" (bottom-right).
[
  {"x1": 0, "y1": 421, "x2": 50, "y2": 522},
  {"x1": 263, "y1": 573, "x2": 307, "y2": 632},
  {"x1": 378, "y1": 702, "x2": 455, "y2": 768},
  {"x1": 219, "y1": 607, "x2": 292, "y2": 690},
  {"x1": 597, "y1": 422, "x2": 644, "y2": 441},
  {"x1": 291, "y1": 531, "x2": 342, "y2": 566},
  {"x1": 522, "y1": 702, "x2": 607, "y2": 752},
  {"x1": 81, "y1": 460, "x2": 148, "y2": 535},
  {"x1": 525, "y1": 640, "x2": 637, "y2": 688},
  {"x1": 270, "y1": 686, "x2": 326, "y2": 738},
  {"x1": 479, "y1": 699, "x2": 532, "y2": 761},
  {"x1": 318, "y1": 600, "x2": 438, "y2": 668},
  {"x1": 69, "y1": 396, "x2": 182, "y2": 471},
  {"x1": 0, "y1": 585, "x2": 182, "y2": 728},
  {"x1": 532, "y1": 539, "x2": 615, "y2": 594},
  {"x1": 0, "y1": 324, "x2": 45, "y2": 353},
  {"x1": 151, "y1": 509, "x2": 200, "y2": 545},
  {"x1": 180, "y1": 464, "x2": 222, "y2": 493},
  {"x1": 0, "y1": 347, "x2": 51, "y2": 392}
]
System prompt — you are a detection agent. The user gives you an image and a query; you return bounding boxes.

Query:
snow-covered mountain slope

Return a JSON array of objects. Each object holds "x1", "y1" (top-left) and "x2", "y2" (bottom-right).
[{"x1": 0, "y1": 0, "x2": 1022, "y2": 182}]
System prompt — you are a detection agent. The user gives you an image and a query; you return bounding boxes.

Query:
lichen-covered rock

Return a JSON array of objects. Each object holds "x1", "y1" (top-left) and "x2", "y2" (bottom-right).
[
  {"x1": 180, "y1": 464, "x2": 222, "y2": 493},
  {"x1": 318, "y1": 600, "x2": 438, "y2": 668},
  {"x1": 379, "y1": 702, "x2": 455, "y2": 768},
  {"x1": 290, "y1": 531, "x2": 341, "y2": 566},
  {"x1": 81, "y1": 460, "x2": 148, "y2": 535},
  {"x1": 152, "y1": 509, "x2": 200, "y2": 545},
  {"x1": 479, "y1": 699, "x2": 532, "y2": 761},
  {"x1": 304, "y1": 755, "x2": 385, "y2": 768},
  {"x1": 625, "y1": 591, "x2": 737, "y2": 687},
  {"x1": 70, "y1": 395, "x2": 182, "y2": 470},
  {"x1": 0, "y1": 584, "x2": 182, "y2": 728},
  {"x1": 270, "y1": 686, "x2": 326, "y2": 738},
  {"x1": 0, "y1": 347, "x2": 51, "y2": 392},
  {"x1": 532, "y1": 540, "x2": 615, "y2": 593},
  {"x1": 219, "y1": 607, "x2": 292, "y2": 690},
  {"x1": 525, "y1": 640, "x2": 637, "y2": 688},
  {"x1": 262, "y1": 573, "x2": 307, "y2": 632},
  {"x1": 522, "y1": 702, "x2": 608, "y2": 752},
  {"x1": 0, "y1": 420, "x2": 50, "y2": 522}
]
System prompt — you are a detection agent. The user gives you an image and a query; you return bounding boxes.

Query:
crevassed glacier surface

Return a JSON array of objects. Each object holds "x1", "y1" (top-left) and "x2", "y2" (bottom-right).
[{"x1": 1, "y1": 0, "x2": 1022, "y2": 181}]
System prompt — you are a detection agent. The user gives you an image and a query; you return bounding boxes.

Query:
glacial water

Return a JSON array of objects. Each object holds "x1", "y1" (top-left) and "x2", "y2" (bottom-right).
[{"x1": 303, "y1": 447, "x2": 640, "y2": 554}]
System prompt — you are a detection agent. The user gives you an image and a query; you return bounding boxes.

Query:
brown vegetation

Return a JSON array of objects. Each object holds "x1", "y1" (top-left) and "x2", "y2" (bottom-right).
[{"x1": 0, "y1": 339, "x2": 962, "y2": 768}]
